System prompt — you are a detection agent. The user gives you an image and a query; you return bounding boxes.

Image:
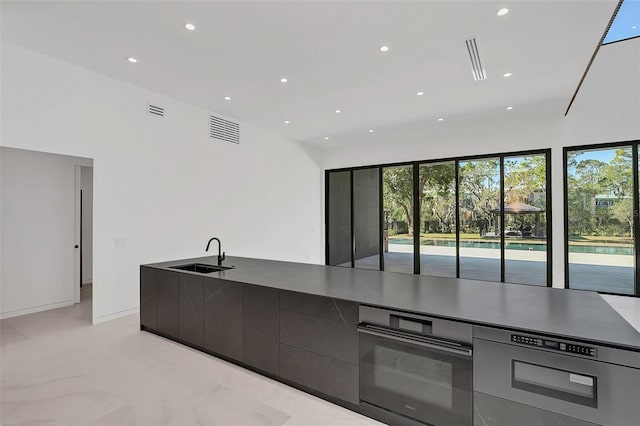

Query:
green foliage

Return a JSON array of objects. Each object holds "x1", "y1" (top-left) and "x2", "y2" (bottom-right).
[
  {"x1": 421, "y1": 163, "x2": 456, "y2": 233},
  {"x1": 459, "y1": 159, "x2": 500, "y2": 234},
  {"x1": 383, "y1": 167, "x2": 414, "y2": 235},
  {"x1": 567, "y1": 148, "x2": 633, "y2": 238},
  {"x1": 383, "y1": 156, "x2": 549, "y2": 237}
]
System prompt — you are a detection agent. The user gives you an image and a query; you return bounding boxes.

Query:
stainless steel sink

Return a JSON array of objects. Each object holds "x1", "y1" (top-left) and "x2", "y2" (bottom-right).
[{"x1": 168, "y1": 263, "x2": 233, "y2": 274}]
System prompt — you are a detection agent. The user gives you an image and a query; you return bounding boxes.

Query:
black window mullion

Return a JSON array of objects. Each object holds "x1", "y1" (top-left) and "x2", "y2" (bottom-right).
[
  {"x1": 413, "y1": 163, "x2": 420, "y2": 275},
  {"x1": 379, "y1": 167, "x2": 385, "y2": 272},
  {"x1": 545, "y1": 150, "x2": 553, "y2": 287},
  {"x1": 324, "y1": 171, "x2": 330, "y2": 265},
  {"x1": 500, "y1": 157, "x2": 506, "y2": 283},
  {"x1": 455, "y1": 160, "x2": 461, "y2": 278},
  {"x1": 633, "y1": 144, "x2": 640, "y2": 297},
  {"x1": 563, "y1": 148, "x2": 570, "y2": 289},
  {"x1": 350, "y1": 170, "x2": 355, "y2": 268}
]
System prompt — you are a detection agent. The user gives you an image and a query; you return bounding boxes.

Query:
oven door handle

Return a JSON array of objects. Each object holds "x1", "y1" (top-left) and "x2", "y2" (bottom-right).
[{"x1": 358, "y1": 326, "x2": 473, "y2": 357}]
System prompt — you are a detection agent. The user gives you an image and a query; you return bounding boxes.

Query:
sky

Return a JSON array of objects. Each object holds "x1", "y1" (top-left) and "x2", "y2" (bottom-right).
[{"x1": 603, "y1": 0, "x2": 640, "y2": 44}]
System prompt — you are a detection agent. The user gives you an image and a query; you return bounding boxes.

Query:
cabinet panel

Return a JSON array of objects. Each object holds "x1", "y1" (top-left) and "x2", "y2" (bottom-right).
[
  {"x1": 203, "y1": 278, "x2": 243, "y2": 360},
  {"x1": 243, "y1": 284, "x2": 279, "y2": 375},
  {"x1": 156, "y1": 270, "x2": 180, "y2": 338},
  {"x1": 140, "y1": 266, "x2": 157, "y2": 329},
  {"x1": 473, "y1": 392, "x2": 599, "y2": 426},
  {"x1": 280, "y1": 344, "x2": 359, "y2": 405},
  {"x1": 280, "y1": 310, "x2": 358, "y2": 364},
  {"x1": 280, "y1": 290, "x2": 358, "y2": 325},
  {"x1": 179, "y1": 273, "x2": 204, "y2": 346}
]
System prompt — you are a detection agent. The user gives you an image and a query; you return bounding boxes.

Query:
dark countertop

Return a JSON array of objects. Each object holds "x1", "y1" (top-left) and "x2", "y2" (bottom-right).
[{"x1": 144, "y1": 255, "x2": 640, "y2": 351}]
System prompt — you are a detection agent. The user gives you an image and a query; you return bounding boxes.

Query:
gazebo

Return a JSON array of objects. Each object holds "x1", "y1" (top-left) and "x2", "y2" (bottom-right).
[{"x1": 491, "y1": 201, "x2": 544, "y2": 237}]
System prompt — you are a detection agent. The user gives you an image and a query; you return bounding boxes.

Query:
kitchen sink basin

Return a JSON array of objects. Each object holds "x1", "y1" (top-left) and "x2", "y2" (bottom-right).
[{"x1": 168, "y1": 263, "x2": 234, "y2": 274}]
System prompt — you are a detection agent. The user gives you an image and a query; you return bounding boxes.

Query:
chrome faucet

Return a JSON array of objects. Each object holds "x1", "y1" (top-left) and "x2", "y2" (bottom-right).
[{"x1": 205, "y1": 237, "x2": 226, "y2": 266}]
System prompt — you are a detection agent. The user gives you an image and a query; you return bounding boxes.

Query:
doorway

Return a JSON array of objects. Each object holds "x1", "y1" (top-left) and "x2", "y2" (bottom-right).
[
  {"x1": 0, "y1": 147, "x2": 93, "y2": 320},
  {"x1": 74, "y1": 165, "x2": 93, "y2": 320}
]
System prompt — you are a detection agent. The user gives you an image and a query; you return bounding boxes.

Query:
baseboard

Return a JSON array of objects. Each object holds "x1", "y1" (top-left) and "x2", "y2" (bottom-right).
[
  {"x1": 93, "y1": 306, "x2": 139, "y2": 325},
  {"x1": 0, "y1": 300, "x2": 74, "y2": 320}
]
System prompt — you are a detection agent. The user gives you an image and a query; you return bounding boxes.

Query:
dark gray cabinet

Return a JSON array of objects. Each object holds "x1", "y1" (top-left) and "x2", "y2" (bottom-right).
[
  {"x1": 140, "y1": 266, "x2": 157, "y2": 329},
  {"x1": 280, "y1": 290, "x2": 358, "y2": 325},
  {"x1": 141, "y1": 269, "x2": 361, "y2": 409},
  {"x1": 280, "y1": 309, "x2": 358, "y2": 364},
  {"x1": 179, "y1": 273, "x2": 204, "y2": 346},
  {"x1": 279, "y1": 291, "x2": 359, "y2": 405},
  {"x1": 156, "y1": 270, "x2": 180, "y2": 338},
  {"x1": 280, "y1": 344, "x2": 359, "y2": 405},
  {"x1": 203, "y1": 278, "x2": 243, "y2": 360},
  {"x1": 243, "y1": 284, "x2": 279, "y2": 375},
  {"x1": 473, "y1": 392, "x2": 598, "y2": 426}
]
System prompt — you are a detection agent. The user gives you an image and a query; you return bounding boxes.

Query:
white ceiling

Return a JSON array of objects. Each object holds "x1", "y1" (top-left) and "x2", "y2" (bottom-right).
[{"x1": 1, "y1": 0, "x2": 617, "y2": 147}]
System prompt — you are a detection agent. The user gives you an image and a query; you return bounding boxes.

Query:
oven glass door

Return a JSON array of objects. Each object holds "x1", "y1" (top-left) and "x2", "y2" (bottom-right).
[{"x1": 360, "y1": 329, "x2": 472, "y2": 426}]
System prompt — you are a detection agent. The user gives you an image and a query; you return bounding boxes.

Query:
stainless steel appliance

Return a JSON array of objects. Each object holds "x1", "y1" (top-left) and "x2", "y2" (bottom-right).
[
  {"x1": 358, "y1": 306, "x2": 473, "y2": 426},
  {"x1": 473, "y1": 326, "x2": 640, "y2": 426}
]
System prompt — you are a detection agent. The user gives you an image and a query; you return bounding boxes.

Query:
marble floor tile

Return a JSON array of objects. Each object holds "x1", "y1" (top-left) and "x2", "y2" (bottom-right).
[{"x1": 0, "y1": 290, "x2": 381, "y2": 425}]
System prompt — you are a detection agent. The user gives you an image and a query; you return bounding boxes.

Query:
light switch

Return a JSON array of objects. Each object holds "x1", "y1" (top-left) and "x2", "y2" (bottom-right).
[{"x1": 115, "y1": 238, "x2": 127, "y2": 248}]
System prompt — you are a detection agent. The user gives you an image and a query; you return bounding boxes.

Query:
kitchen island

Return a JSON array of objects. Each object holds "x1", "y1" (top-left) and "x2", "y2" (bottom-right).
[{"x1": 141, "y1": 255, "x2": 640, "y2": 426}]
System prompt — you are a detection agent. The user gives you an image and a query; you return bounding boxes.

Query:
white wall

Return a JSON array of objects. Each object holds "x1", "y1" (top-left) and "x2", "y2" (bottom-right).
[
  {"x1": 1, "y1": 41, "x2": 323, "y2": 323},
  {"x1": 81, "y1": 166, "x2": 93, "y2": 284},
  {"x1": 0, "y1": 147, "x2": 92, "y2": 318},
  {"x1": 322, "y1": 38, "x2": 640, "y2": 289}
]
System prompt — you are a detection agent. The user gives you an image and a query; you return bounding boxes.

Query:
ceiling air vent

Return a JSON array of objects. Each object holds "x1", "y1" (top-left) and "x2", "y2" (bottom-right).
[
  {"x1": 464, "y1": 38, "x2": 486, "y2": 81},
  {"x1": 148, "y1": 104, "x2": 164, "y2": 117},
  {"x1": 209, "y1": 115, "x2": 240, "y2": 144}
]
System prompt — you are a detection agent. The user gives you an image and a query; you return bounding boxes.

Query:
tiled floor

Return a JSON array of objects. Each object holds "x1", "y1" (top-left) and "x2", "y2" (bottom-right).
[{"x1": 0, "y1": 286, "x2": 381, "y2": 425}]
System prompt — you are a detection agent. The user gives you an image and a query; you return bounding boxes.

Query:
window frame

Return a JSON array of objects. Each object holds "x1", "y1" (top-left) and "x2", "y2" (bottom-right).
[
  {"x1": 326, "y1": 148, "x2": 552, "y2": 287},
  {"x1": 563, "y1": 140, "x2": 640, "y2": 297}
]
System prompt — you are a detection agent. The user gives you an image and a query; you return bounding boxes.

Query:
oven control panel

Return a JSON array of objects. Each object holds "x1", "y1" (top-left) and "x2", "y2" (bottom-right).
[{"x1": 511, "y1": 334, "x2": 597, "y2": 357}]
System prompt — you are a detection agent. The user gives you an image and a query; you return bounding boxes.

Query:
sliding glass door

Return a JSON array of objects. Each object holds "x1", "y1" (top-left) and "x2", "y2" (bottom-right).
[
  {"x1": 458, "y1": 158, "x2": 501, "y2": 282},
  {"x1": 565, "y1": 145, "x2": 635, "y2": 295},
  {"x1": 326, "y1": 149, "x2": 551, "y2": 287},
  {"x1": 383, "y1": 165, "x2": 414, "y2": 274},
  {"x1": 419, "y1": 161, "x2": 456, "y2": 278},
  {"x1": 504, "y1": 154, "x2": 548, "y2": 286},
  {"x1": 327, "y1": 171, "x2": 352, "y2": 267},
  {"x1": 354, "y1": 168, "x2": 381, "y2": 270}
]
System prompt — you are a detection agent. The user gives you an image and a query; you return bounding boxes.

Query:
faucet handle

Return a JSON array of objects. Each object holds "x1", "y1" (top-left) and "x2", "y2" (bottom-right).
[{"x1": 221, "y1": 251, "x2": 226, "y2": 261}]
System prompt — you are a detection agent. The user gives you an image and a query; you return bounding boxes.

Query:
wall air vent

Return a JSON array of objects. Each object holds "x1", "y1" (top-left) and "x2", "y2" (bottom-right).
[
  {"x1": 209, "y1": 115, "x2": 240, "y2": 144},
  {"x1": 148, "y1": 104, "x2": 164, "y2": 117},
  {"x1": 464, "y1": 38, "x2": 487, "y2": 81}
]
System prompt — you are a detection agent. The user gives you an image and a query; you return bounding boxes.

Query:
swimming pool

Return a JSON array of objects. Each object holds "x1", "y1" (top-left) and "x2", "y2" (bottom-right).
[{"x1": 389, "y1": 238, "x2": 634, "y2": 255}]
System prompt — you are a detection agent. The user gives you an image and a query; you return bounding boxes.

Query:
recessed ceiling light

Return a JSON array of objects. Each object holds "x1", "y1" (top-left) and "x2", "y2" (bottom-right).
[
  {"x1": 127, "y1": 57, "x2": 137, "y2": 63},
  {"x1": 506, "y1": 106, "x2": 514, "y2": 110},
  {"x1": 503, "y1": 72, "x2": 513, "y2": 77},
  {"x1": 368, "y1": 129, "x2": 374, "y2": 133},
  {"x1": 379, "y1": 45, "x2": 389, "y2": 52},
  {"x1": 284, "y1": 120, "x2": 290, "y2": 124},
  {"x1": 334, "y1": 109, "x2": 341, "y2": 114},
  {"x1": 416, "y1": 91, "x2": 425, "y2": 96},
  {"x1": 224, "y1": 96, "x2": 231, "y2": 101},
  {"x1": 280, "y1": 77, "x2": 288, "y2": 83},
  {"x1": 437, "y1": 118, "x2": 444, "y2": 122},
  {"x1": 324, "y1": 136, "x2": 330, "y2": 140},
  {"x1": 184, "y1": 23, "x2": 196, "y2": 31},
  {"x1": 497, "y1": 8, "x2": 509, "y2": 16}
]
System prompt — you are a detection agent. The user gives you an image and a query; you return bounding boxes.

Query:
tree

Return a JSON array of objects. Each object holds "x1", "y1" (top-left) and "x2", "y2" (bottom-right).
[
  {"x1": 458, "y1": 160, "x2": 500, "y2": 234},
  {"x1": 421, "y1": 163, "x2": 456, "y2": 233},
  {"x1": 504, "y1": 155, "x2": 546, "y2": 205},
  {"x1": 383, "y1": 167, "x2": 414, "y2": 235}
]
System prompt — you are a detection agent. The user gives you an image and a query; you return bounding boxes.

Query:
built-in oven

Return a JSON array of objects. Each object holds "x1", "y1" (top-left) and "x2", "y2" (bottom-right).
[
  {"x1": 473, "y1": 326, "x2": 640, "y2": 426},
  {"x1": 358, "y1": 306, "x2": 473, "y2": 426}
]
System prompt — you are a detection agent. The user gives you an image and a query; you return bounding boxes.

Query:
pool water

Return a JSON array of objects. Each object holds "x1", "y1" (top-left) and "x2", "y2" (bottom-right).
[{"x1": 388, "y1": 238, "x2": 634, "y2": 255}]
